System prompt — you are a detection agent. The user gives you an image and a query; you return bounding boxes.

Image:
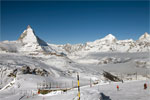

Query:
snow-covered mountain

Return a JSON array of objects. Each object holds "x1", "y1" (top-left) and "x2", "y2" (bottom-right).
[
  {"x1": 93, "y1": 34, "x2": 117, "y2": 44},
  {"x1": 18, "y1": 25, "x2": 58, "y2": 53},
  {"x1": 0, "y1": 26, "x2": 150, "y2": 100},
  {"x1": 138, "y1": 32, "x2": 150, "y2": 42},
  {"x1": 0, "y1": 25, "x2": 57, "y2": 54},
  {"x1": 18, "y1": 25, "x2": 48, "y2": 46},
  {"x1": 62, "y1": 33, "x2": 150, "y2": 53},
  {"x1": 0, "y1": 25, "x2": 149, "y2": 54}
]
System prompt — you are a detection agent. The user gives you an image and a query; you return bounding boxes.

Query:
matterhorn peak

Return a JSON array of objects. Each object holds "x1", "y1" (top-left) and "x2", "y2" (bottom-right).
[
  {"x1": 16, "y1": 25, "x2": 59, "y2": 53},
  {"x1": 18, "y1": 25, "x2": 37, "y2": 43},
  {"x1": 139, "y1": 32, "x2": 150, "y2": 42},
  {"x1": 26, "y1": 25, "x2": 33, "y2": 31},
  {"x1": 18, "y1": 25, "x2": 48, "y2": 46},
  {"x1": 27, "y1": 25, "x2": 31, "y2": 29}
]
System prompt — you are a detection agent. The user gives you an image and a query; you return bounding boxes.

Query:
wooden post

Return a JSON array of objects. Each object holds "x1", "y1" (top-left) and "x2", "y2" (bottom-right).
[{"x1": 77, "y1": 73, "x2": 80, "y2": 100}]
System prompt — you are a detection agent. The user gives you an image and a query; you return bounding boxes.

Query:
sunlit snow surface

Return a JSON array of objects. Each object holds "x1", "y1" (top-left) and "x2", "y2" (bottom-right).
[
  {"x1": 0, "y1": 26, "x2": 150, "y2": 100},
  {"x1": 0, "y1": 52, "x2": 150, "y2": 100},
  {"x1": 0, "y1": 80, "x2": 150, "y2": 100}
]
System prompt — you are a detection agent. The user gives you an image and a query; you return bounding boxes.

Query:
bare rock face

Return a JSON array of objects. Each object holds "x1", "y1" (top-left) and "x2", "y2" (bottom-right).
[
  {"x1": 21, "y1": 65, "x2": 49, "y2": 76},
  {"x1": 103, "y1": 71, "x2": 122, "y2": 82}
]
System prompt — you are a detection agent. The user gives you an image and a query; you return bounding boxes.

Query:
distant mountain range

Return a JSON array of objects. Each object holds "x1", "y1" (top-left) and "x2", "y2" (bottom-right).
[{"x1": 0, "y1": 25, "x2": 150, "y2": 54}]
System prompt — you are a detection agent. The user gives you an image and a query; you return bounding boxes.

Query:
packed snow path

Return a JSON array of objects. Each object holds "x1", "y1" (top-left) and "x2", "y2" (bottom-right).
[{"x1": 0, "y1": 80, "x2": 149, "y2": 100}]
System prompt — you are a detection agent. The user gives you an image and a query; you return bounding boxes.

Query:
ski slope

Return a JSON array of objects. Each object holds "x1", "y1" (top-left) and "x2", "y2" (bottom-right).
[{"x1": 0, "y1": 80, "x2": 149, "y2": 100}]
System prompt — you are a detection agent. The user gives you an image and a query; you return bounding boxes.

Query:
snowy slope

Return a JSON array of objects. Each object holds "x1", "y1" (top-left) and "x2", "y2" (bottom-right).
[
  {"x1": 0, "y1": 78, "x2": 149, "y2": 100},
  {"x1": 0, "y1": 52, "x2": 149, "y2": 91},
  {"x1": 0, "y1": 26, "x2": 150, "y2": 100}
]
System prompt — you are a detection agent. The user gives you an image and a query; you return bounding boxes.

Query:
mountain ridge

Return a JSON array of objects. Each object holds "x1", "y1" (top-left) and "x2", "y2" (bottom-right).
[{"x1": 0, "y1": 25, "x2": 149, "y2": 54}]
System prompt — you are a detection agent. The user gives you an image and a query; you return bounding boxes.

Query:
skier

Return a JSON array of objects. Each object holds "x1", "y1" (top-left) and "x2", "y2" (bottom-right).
[
  {"x1": 144, "y1": 83, "x2": 147, "y2": 89},
  {"x1": 117, "y1": 85, "x2": 119, "y2": 91}
]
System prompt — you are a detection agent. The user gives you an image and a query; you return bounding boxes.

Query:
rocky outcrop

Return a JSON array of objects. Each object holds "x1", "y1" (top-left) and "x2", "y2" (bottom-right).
[
  {"x1": 21, "y1": 65, "x2": 49, "y2": 76},
  {"x1": 103, "y1": 71, "x2": 122, "y2": 82},
  {"x1": 8, "y1": 66, "x2": 50, "y2": 77}
]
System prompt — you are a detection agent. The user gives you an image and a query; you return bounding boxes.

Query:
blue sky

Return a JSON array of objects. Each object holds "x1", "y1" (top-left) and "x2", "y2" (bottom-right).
[{"x1": 1, "y1": 1, "x2": 149, "y2": 44}]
